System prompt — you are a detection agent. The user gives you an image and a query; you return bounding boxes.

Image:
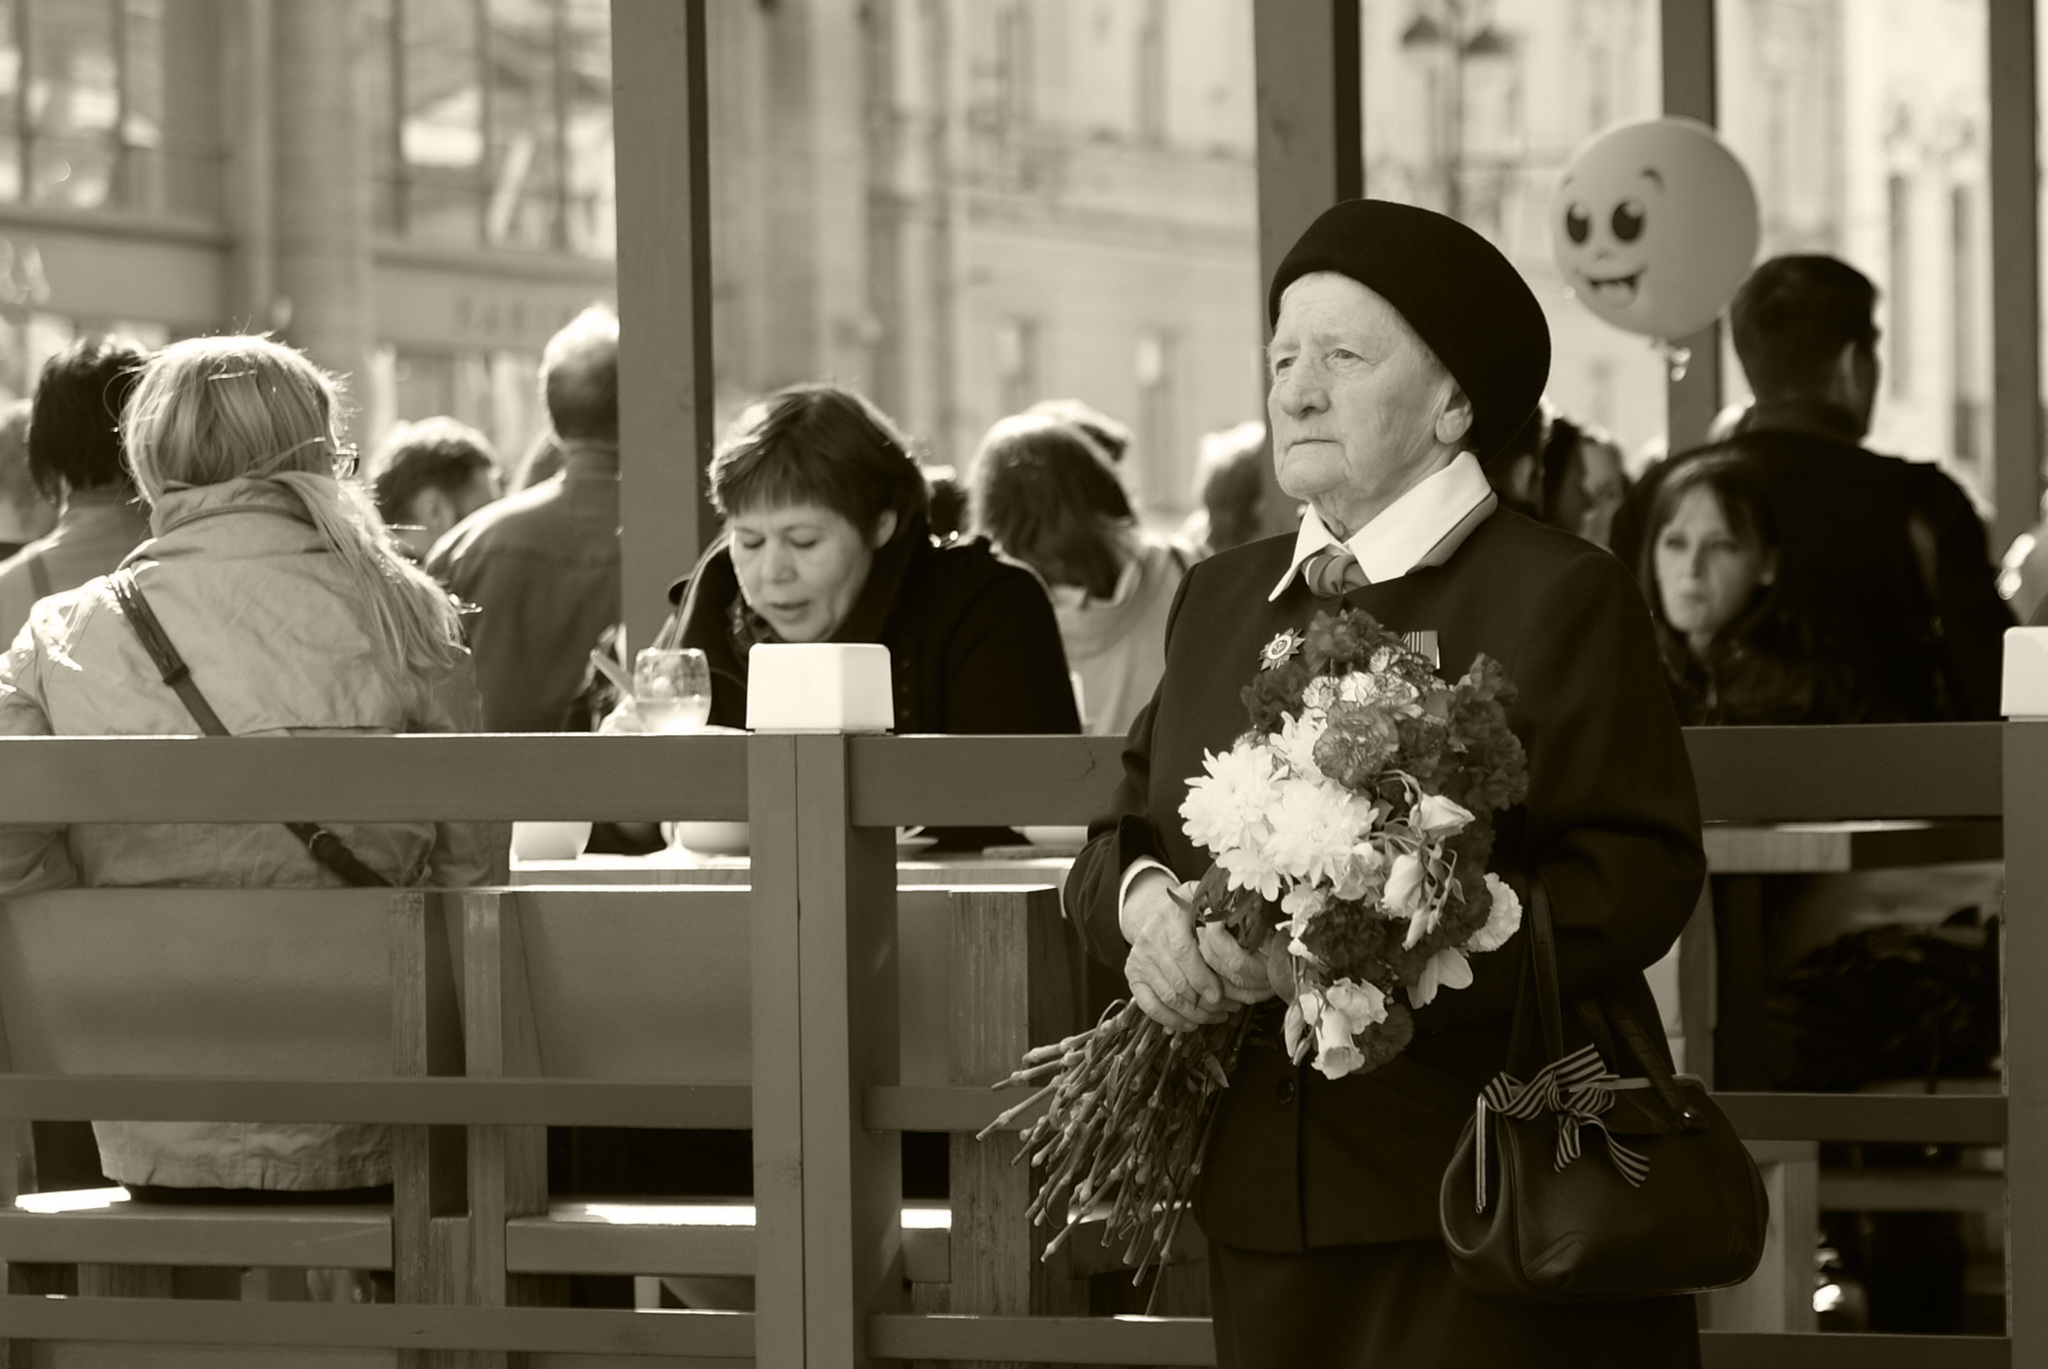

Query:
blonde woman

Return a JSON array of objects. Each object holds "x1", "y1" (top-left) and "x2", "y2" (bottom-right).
[{"x1": 0, "y1": 335, "x2": 506, "y2": 1199}]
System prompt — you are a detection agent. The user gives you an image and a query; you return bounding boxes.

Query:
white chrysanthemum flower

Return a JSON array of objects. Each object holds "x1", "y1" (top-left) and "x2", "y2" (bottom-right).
[
  {"x1": 1274, "y1": 709, "x2": 1329, "y2": 779},
  {"x1": 1464, "y1": 873, "x2": 1523, "y2": 953},
  {"x1": 1218, "y1": 845, "x2": 1285, "y2": 901},
  {"x1": 1408, "y1": 946, "x2": 1474, "y2": 1008},
  {"x1": 1415, "y1": 793, "x2": 1475, "y2": 838},
  {"x1": 1302, "y1": 676, "x2": 1339, "y2": 710},
  {"x1": 1179, "y1": 738, "x2": 1281, "y2": 855},
  {"x1": 1263, "y1": 776, "x2": 1373, "y2": 886}
]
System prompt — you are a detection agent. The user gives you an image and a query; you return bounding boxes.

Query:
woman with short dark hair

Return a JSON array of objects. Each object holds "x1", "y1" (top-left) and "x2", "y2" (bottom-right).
[
  {"x1": 0, "y1": 337, "x2": 154, "y2": 642},
  {"x1": 971, "y1": 414, "x2": 1186, "y2": 737},
  {"x1": 649, "y1": 382, "x2": 1079, "y2": 746}
]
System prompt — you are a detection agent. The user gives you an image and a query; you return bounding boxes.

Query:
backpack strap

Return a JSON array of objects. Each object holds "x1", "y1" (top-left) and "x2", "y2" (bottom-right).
[
  {"x1": 26, "y1": 552, "x2": 50, "y2": 601},
  {"x1": 108, "y1": 568, "x2": 391, "y2": 889}
]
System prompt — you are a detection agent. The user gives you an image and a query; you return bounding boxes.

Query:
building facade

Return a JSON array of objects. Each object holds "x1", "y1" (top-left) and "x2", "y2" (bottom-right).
[{"x1": 1, "y1": 0, "x2": 616, "y2": 471}]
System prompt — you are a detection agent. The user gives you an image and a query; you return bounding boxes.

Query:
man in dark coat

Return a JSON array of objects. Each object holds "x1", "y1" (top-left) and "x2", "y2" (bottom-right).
[
  {"x1": 1064, "y1": 200, "x2": 1705, "y2": 1365},
  {"x1": 1611, "y1": 255, "x2": 2011, "y2": 720}
]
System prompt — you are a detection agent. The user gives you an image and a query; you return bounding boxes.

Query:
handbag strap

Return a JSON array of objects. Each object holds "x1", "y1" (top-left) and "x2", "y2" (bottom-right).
[
  {"x1": 1504, "y1": 879, "x2": 1566, "y2": 1071},
  {"x1": 108, "y1": 568, "x2": 391, "y2": 890}
]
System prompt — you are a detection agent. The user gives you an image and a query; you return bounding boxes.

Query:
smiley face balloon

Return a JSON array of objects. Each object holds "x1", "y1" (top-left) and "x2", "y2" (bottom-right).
[{"x1": 1554, "y1": 116, "x2": 1760, "y2": 341}]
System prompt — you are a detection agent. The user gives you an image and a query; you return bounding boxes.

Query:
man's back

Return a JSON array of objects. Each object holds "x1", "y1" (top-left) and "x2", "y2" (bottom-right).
[
  {"x1": 426, "y1": 445, "x2": 620, "y2": 732},
  {"x1": 1614, "y1": 428, "x2": 2009, "y2": 720}
]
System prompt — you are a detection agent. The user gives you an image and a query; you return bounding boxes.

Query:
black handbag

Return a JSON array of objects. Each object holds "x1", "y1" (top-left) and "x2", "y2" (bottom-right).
[
  {"x1": 1439, "y1": 881, "x2": 1767, "y2": 1302},
  {"x1": 109, "y1": 567, "x2": 391, "y2": 889}
]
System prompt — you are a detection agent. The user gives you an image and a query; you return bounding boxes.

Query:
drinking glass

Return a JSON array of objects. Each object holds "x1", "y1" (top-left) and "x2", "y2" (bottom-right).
[{"x1": 634, "y1": 647, "x2": 713, "y2": 733}]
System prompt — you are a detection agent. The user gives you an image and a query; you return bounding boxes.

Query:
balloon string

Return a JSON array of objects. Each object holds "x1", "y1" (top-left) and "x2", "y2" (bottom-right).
[{"x1": 1660, "y1": 341, "x2": 1692, "y2": 383}]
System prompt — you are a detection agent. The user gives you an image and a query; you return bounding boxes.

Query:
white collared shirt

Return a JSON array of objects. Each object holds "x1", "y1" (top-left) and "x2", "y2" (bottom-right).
[
  {"x1": 1112, "y1": 450, "x2": 1499, "y2": 940},
  {"x1": 1267, "y1": 450, "x2": 1498, "y2": 601}
]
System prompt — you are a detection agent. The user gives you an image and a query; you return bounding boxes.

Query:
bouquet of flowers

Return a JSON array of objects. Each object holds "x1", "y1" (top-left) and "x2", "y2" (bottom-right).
[{"x1": 983, "y1": 607, "x2": 1531, "y2": 1285}]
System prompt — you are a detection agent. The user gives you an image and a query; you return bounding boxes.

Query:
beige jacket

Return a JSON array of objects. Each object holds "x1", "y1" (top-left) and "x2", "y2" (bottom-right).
[{"x1": 0, "y1": 478, "x2": 508, "y2": 1191}]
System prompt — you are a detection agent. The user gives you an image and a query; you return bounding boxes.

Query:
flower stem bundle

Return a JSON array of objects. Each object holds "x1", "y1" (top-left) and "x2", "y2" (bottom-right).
[{"x1": 981, "y1": 998, "x2": 1251, "y2": 1288}]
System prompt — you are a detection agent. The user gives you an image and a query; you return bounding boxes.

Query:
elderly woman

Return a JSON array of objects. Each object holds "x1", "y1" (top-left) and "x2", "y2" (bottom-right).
[
  {"x1": 0, "y1": 336, "x2": 506, "y2": 1200},
  {"x1": 657, "y1": 383, "x2": 1078, "y2": 742},
  {"x1": 1064, "y1": 202, "x2": 1705, "y2": 1365},
  {"x1": 970, "y1": 413, "x2": 1186, "y2": 738}
]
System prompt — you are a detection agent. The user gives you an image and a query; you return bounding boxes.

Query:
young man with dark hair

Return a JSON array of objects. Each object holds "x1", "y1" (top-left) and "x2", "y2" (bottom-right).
[
  {"x1": 1613, "y1": 254, "x2": 2010, "y2": 720},
  {"x1": 426, "y1": 305, "x2": 622, "y2": 732},
  {"x1": 370, "y1": 417, "x2": 502, "y2": 562},
  {"x1": 0, "y1": 337, "x2": 152, "y2": 642}
]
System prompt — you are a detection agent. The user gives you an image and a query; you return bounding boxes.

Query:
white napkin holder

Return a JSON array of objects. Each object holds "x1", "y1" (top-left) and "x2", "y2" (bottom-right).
[
  {"x1": 745, "y1": 643, "x2": 895, "y2": 733},
  {"x1": 2004, "y1": 627, "x2": 2048, "y2": 719}
]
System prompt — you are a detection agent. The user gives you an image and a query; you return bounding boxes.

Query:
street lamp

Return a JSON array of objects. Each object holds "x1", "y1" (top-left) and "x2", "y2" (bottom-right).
[{"x1": 1398, "y1": 1, "x2": 1516, "y2": 223}]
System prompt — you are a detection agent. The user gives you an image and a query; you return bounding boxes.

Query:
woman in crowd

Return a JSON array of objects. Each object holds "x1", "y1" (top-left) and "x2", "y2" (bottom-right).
[
  {"x1": 0, "y1": 335, "x2": 507, "y2": 1199},
  {"x1": 654, "y1": 381, "x2": 1079, "y2": 743},
  {"x1": 1484, "y1": 401, "x2": 1630, "y2": 548},
  {"x1": 971, "y1": 413, "x2": 1186, "y2": 737},
  {"x1": 1641, "y1": 450, "x2": 1868, "y2": 725}
]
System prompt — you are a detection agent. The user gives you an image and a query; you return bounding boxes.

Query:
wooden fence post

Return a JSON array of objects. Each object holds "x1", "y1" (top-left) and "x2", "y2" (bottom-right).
[
  {"x1": 2005, "y1": 719, "x2": 2048, "y2": 1366},
  {"x1": 795, "y1": 734, "x2": 902, "y2": 1367},
  {"x1": 461, "y1": 889, "x2": 565, "y2": 1366},
  {"x1": 391, "y1": 891, "x2": 468, "y2": 1369},
  {"x1": 943, "y1": 886, "x2": 1088, "y2": 1367},
  {"x1": 749, "y1": 733, "x2": 808, "y2": 1367}
]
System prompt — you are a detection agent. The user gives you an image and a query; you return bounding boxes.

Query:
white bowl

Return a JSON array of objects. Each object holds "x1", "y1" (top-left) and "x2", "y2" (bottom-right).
[
  {"x1": 1019, "y1": 825, "x2": 1090, "y2": 850},
  {"x1": 511, "y1": 821, "x2": 594, "y2": 862},
  {"x1": 670, "y1": 821, "x2": 751, "y2": 856}
]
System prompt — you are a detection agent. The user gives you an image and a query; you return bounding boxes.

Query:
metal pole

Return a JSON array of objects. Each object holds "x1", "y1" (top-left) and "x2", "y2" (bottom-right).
[
  {"x1": 1660, "y1": 0, "x2": 1722, "y2": 458},
  {"x1": 1989, "y1": 0, "x2": 2043, "y2": 554},
  {"x1": 1251, "y1": 0, "x2": 1362, "y2": 536},
  {"x1": 610, "y1": 0, "x2": 716, "y2": 654}
]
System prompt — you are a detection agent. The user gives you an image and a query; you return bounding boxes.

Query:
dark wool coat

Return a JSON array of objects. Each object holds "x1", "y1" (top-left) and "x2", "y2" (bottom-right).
[
  {"x1": 669, "y1": 517, "x2": 1081, "y2": 738},
  {"x1": 1065, "y1": 510, "x2": 1706, "y2": 1255}
]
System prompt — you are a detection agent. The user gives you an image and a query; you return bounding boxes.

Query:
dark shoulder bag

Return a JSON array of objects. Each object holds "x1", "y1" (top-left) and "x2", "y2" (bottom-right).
[
  {"x1": 108, "y1": 568, "x2": 391, "y2": 889},
  {"x1": 1439, "y1": 880, "x2": 1766, "y2": 1302}
]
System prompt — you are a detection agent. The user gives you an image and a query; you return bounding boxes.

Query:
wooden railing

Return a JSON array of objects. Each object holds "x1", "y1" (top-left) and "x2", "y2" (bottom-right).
[{"x1": 0, "y1": 723, "x2": 2028, "y2": 1367}]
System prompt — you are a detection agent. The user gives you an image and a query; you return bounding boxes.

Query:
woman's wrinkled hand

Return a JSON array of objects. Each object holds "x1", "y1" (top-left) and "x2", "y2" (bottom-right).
[
  {"x1": 1197, "y1": 922, "x2": 1276, "y2": 1006},
  {"x1": 1123, "y1": 872, "x2": 1229, "y2": 1032}
]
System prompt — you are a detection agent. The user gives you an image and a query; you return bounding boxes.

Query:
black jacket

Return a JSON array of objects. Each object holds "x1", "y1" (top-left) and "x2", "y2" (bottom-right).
[
  {"x1": 1064, "y1": 510, "x2": 1705, "y2": 1251},
  {"x1": 1612, "y1": 413, "x2": 2012, "y2": 721},
  {"x1": 669, "y1": 517, "x2": 1080, "y2": 738}
]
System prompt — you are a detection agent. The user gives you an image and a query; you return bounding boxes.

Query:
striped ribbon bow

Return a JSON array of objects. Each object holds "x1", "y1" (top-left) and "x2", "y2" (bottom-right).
[{"x1": 1472, "y1": 1042, "x2": 1652, "y2": 1213}]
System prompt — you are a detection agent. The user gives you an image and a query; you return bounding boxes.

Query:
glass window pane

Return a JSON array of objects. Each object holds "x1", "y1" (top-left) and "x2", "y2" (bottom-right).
[
  {"x1": 563, "y1": 0, "x2": 611, "y2": 257},
  {"x1": 0, "y1": 5, "x2": 22, "y2": 200},
  {"x1": 365, "y1": 0, "x2": 401, "y2": 232},
  {"x1": 1719, "y1": 1, "x2": 1992, "y2": 506},
  {"x1": 118, "y1": 0, "x2": 164, "y2": 212},
  {"x1": 484, "y1": 0, "x2": 563, "y2": 250},
  {"x1": 27, "y1": 0, "x2": 120, "y2": 208},
  {"x1": 1363, "y1": 0, "x2": 1666, "y2": 475},
  {"x1": 707, "y1": 0, "x2": 1263, "y2": 527},
  {"x1": 402, "y1": 0, "x2": 485, "y2": 246}
]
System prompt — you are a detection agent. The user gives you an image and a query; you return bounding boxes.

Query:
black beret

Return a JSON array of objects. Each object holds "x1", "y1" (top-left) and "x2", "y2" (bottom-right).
[{"x1": 1268, "y1": 199, "x2": 1550, "y2": 460}]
